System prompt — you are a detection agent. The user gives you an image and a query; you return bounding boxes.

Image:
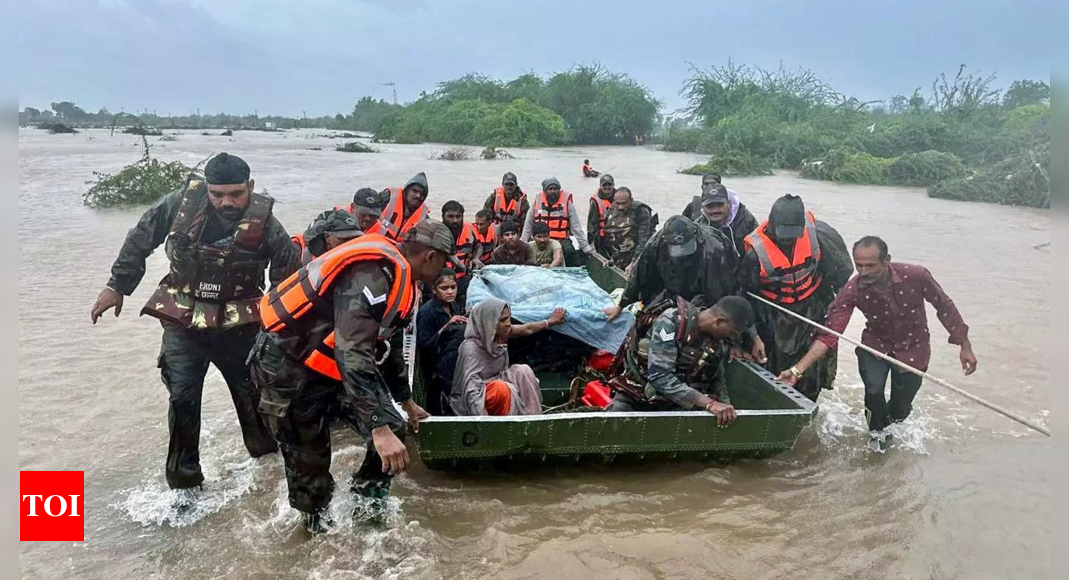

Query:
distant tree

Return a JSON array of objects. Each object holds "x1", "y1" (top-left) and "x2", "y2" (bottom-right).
[
  {"x1": 50, "y1": 101, "x2": 87, "y2": 121},
  {"x1": 1002, "y1": 79, "x2": 1050, "y2": 109},
  {"x1": 930, "y1": 65, "x2": 999, "y2": 118},
  {"x1": 908, "y1": 89, "x2": 928, "y2": 114}
]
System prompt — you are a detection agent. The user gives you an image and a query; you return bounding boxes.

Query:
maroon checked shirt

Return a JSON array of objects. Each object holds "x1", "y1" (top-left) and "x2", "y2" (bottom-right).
[{"x1": 814, "y1": 262, "x2": 969, "y2": 371}]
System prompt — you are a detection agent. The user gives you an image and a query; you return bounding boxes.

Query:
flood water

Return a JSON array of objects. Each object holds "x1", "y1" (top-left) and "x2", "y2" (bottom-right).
[{"x1": 19, "y1": 129, "x2": 1050, "y2": 579}]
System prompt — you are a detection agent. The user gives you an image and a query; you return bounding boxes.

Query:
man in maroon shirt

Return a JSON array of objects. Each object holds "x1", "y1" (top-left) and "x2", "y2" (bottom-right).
[{"x1": 778, "y1": 236, "x2": 978, "y2": 433}]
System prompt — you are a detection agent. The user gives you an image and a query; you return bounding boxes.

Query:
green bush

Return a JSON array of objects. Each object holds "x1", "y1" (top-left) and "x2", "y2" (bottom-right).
[
  {"x1": 928, "y1": 138, "x2": 1049, "y2": 208},
  {"x1": 680, "y1": 152, "x2": 774, "y2": 177},
  {"x1": 662, "y1": 127, "x2": 702, "y2": 151},
  {"x1": 84, "y1": 138, "x2": 197, "y2": 208},
  {"x1": 335, "y1": 141, "x2": 377, "y2": 153},
  {"x1": 801, "y1": 148, "x2": 893, "y2": 184},
  {"x1": 887, "y1": 150, "x2": 966, "y2": 186},
  {"x1": 123, "y1": 125, "x2": 163, "y2": 136}
]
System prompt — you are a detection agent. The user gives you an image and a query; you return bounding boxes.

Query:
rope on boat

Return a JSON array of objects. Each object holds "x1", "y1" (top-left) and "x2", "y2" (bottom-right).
[{"x1": 745, "y1": 292, "x2": 1050, "y2": 437}]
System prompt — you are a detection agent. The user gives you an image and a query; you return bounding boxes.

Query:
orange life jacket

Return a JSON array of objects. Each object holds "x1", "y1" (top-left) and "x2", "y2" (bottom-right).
[
  {"x1": 533, "y1": 191, "x2": 573, "y2": 240},
  {"x1": 590, "y1": 194, "x2": 612, "y2": 238},
  {"x1": 291, "y1": 233, "x2": 316, "y2": 265},
  {"x1": 743, "y1": 212, "x2": 823, "y2": 305},
  {"x1": 492, "y1": 187, "x2": 526, "y2": 224},
  {"x1": 472, "y1": 223, "x2": 496, "y2": 263},
  {"x1": 259, "y1": 234, "x2": 417, "y2": 380},
  {"x1": 378, "y1": 187, "x2": 429, "y2": 242},
  {"x1": 453, "y1": 222, "x2": 476, "y2": 278}
]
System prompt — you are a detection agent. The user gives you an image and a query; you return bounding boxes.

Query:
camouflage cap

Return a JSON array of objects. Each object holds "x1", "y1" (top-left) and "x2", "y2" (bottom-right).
[
  {"x1": 599, "y1": 173, "x2": 615, "y2": 185},
  {"x1": 406, "y1": 220, "x2": 455, "y2": 254},
  {"x1": 305, "y1": 209, "x2": 362, "y2": 241}
]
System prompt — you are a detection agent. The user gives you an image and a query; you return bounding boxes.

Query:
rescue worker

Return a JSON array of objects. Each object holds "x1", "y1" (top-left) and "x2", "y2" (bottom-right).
[
  {"x1": 442, "y1": 200, "x2": 479, "y2": 302},
  {"x1": 471, "y1": 209, "x2": 496, "y2": 267},
  {"x1": 693, "y1": 184, "x2": 759, "y2": 258},
  {"x1": 378, "y1": 172, "x2": 430, "y2": 242},
  {"x1": 777, "y1": 236, "x2": 977, "y2": 436},
  {"x1": 482, "y1": 172, "x2": 529, "y2": 225},
  {"x1": 350, "y1": 187, "x2": 386, "y2": 234},
  {"x1": 520, "y1": 177, "x2": 594, "y2": 267},
  {"x1": 600, "y1": 186, "x2": 655, "y2": 271},
  {"x1": 604, "y1": 216, "x2": 738, "y2": 322},
  {"x1": 606, "y1": 296, "x2": 754, "y2": 427},
  {"x1": 90, "y1": 152, "x2": 298, "y2": 494},
  {"x1": 738, "y1": 194, "x2": 853, "y2": 401},
  {"x1": 249, "y1": 220, "x2": 452, "y2": 533},
  {"x1": 587, "y1": 174, "x2": 616, "y2": 255},
  {"x1": 582, "y1": 159, "x2": 599, "y2": 178},
  {"x1": 293, "y1": 209, "x2": 363, "y2": 265}
]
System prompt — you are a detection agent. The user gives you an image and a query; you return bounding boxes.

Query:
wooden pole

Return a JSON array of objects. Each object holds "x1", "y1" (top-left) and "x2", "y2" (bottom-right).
[{"x1": 745, "y1": 292, "x2": 1050, "y2": 437}]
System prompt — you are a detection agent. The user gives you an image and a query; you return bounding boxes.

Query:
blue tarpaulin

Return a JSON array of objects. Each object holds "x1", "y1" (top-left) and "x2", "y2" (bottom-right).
[{"x1": 466, "y1": 265, "x2": 635, "y2": 354}]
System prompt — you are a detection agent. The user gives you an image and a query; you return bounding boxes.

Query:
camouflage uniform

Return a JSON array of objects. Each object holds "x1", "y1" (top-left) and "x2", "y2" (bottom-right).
[
  {"x1": 106, "y1": 179, "x2": 299, "y2": 489},
  {"x1": 249, "y1": 261, "x2": 413, "y2": 516},
  {"x1": 600, "y1": 202, "x2": 655, "y2": 269},
  {"x1": 610, "y1": 301, "x2": 730, "y2": 411}
]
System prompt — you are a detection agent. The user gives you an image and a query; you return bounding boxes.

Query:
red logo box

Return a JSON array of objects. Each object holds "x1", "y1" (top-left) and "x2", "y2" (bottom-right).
[{"x1": 20, "y1": 471, "x2": 85, "y2": 541}]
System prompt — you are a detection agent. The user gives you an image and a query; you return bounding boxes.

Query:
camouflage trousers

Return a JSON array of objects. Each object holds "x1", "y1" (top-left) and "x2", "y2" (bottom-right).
[
  {"x1": 158, "y1": 323, "x2": 278, "y2": 489},
  {"x1": 248, "y1": 334, "x2": 401, "y2": 515}
]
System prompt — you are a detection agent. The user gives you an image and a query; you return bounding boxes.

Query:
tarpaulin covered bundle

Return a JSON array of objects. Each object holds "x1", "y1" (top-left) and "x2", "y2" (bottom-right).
[{"x1": 466, "y1": 265, "x2": 635, "y2": 354}]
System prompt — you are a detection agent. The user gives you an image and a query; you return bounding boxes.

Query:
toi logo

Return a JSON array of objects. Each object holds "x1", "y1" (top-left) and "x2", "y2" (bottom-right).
[{"x1": 20, "y1": 471, "x2": 85, "y2": 541}]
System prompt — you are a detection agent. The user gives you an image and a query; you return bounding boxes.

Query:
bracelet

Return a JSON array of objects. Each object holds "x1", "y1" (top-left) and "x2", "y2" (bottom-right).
[
  {"x1": 789, "y1": 365, "x2": 804, "y2": 379},
  {"x1": 543, "y1": 320, "x2": 550, "y2": 329}
]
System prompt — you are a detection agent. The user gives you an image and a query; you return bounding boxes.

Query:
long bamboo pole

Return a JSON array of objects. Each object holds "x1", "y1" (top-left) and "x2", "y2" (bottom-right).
[{"x1": 746, "y1": 292, "x2": 1050, "y2": 437}]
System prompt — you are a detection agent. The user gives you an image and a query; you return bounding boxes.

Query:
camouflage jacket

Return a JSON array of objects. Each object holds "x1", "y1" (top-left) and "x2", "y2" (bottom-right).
[
  {"x1": 640, "y1": 306, "x2": 729, "y2": 408},
  {"x1": 621, "y1": 225, "x2": 738, "y2": 309},
  {"x1": 599, "y1": 202, "x2": 654, "y2": 267},
  {"x1": 106, "y1": 187, "x2": 299, "y2": 296}
]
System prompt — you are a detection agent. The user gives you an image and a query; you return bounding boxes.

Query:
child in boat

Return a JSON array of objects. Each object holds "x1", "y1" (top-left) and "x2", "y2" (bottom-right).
[
  {"x1": 451, "y1": 297, "x2": 566, "y2": 416},
  {"x1": 416, "y1": 269, "x2": 467, "y2": 414}
]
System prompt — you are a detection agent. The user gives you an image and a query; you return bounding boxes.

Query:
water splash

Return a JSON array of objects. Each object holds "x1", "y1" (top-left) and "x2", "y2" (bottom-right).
[
  {"x1": 112, "y1": 455, "x2": 266, "y2": 528},
  {"x1": 814, "y1": 379, "x2": 939, "y2": 455}
]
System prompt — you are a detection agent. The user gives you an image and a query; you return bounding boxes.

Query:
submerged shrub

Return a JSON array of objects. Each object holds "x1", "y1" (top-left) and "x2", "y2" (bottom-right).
[
  {"x1": 680, "y1": 152, "x2": 774, "y2": 177},
  {"x1": 887, "y1": 150, "x2": 966, "y2": 186},
  {"x1": 83, "y1": 138, "x2": 198, "y2": 208}
]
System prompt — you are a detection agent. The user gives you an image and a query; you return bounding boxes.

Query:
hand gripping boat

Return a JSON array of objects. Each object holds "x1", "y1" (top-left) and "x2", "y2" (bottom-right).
[{"x1": 409, "y1": 256, "x2": 816, "y2": 470}]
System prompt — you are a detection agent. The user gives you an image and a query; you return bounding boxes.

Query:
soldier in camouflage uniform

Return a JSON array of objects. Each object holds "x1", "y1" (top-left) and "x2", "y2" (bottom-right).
[
  {"x1": 607, "y1": 296, "x2": 755, "y2": 427},
  {"x1": 90, "y1": 153, "x2": 299, "y2": 492},
  {"x1": 599, "y1": 186, "x2": 656, "y2": 271},
  {"x1": 248, "y1": 221, "x2": 453, "y2": 534}
]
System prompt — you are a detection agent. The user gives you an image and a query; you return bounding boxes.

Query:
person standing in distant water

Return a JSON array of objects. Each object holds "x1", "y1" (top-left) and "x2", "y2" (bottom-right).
[
  {"x1": 483, "y1": 172, "x2": 529, "y2": 225},
  {"x1": 90, "y1": 152, "x2": 299, "y2": 499},
  {"x1": 738, "y1": 194, "x2": 853, "y2": 402},
  {"x1": 778, "y1": 236, "x2": 977, "y2": 437},
  {"x1": 490, "y1": 220, "x2": 531, "y2": 265},
  {"x1": 582, "y1": 159, "x2": 599, "y2": 178}
]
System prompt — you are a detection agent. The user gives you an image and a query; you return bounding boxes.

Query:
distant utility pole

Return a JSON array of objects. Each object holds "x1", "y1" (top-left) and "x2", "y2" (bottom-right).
[{"x1": 380, "y1": 82, "x2": 398, "y2": 105}]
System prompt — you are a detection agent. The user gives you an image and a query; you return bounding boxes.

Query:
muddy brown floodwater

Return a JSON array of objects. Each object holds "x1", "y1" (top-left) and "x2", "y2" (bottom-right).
[{"x1": 19, "y1": 129, "x2": 1049, "y2": 580}]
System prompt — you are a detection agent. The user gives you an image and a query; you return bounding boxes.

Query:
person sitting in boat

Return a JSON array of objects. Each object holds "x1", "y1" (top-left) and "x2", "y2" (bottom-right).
[
  {"x1": 350, "y1": 187, "x2": 386, "y2": 235},
  {"x1": 582, "y1": 159, "x2": 599, "y2": 178},
  {"x1": 599, "y1": 186, "x2": 656, "y2": 272},
  {"x1": 451, "y1": 297, "x2": 566, "y2": 416},
  {"x1": 292, "y1": 208, "x2": 363, "y2": 265},
  {"x1": 607, "y1": 296, "x2": 754, "y2": 427},
  {"x1": 416, "y1": 269, "x2": 468, "y2": 414},
  {"x1": 527, "y1": 222, "x2": 564, "y2": 268},
  {"x1": 490, "y1": 220, "x2": 531, "y2": 265}
]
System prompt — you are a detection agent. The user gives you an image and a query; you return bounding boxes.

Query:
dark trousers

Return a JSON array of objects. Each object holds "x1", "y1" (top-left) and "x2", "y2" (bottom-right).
[
  {"x1": 250, "y1": 342, "x2": 400, "y2": 515},
  {"x1": 561, "y1": 238, "x2": 587, "y2": 267},
  {"x1": 158, "y1": 324, "x2": 277, "y2": 489},
  {"x1": 856, "y1": 347, "x2": 924, "y2": 431}
]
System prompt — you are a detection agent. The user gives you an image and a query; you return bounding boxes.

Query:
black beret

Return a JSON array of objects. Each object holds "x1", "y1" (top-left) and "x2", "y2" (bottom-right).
[{"x1": 204, "y1": 152, "x2": 251, "y2": 185}]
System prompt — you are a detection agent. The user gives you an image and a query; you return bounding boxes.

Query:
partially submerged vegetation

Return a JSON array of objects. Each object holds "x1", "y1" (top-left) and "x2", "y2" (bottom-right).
[
  {"x1": 481, "y1": 146, "x2": 515, "y2": 160},
  {"x1": 37, "y1": 122, "x2": 78, "y2": 134},
  {"x1": 680, "y1": 152, "x2": 774, "y2": 177},
  {"x1": 83, "y1": 138, "x2": 200, "y2": 208},
  {"x1": 432, "y1": 147, "x2": 476, "y2": 161},
  {"x1": 122, "y1": 125, "x2": 163, "y2": 136},
  {"x1": 667, "y1": 62, "x2": 1050, "y2": 207}
]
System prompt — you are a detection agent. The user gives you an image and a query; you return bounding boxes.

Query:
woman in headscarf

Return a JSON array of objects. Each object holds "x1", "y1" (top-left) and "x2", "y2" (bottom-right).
[{"x1": 451, "y1": 297, "x2": 566, "y2": 416}]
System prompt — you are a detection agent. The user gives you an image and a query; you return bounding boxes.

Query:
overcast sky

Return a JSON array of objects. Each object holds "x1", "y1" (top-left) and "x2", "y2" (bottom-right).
[{"x1": 18, "y1": 0, "x2": 1053, "y2": 117}]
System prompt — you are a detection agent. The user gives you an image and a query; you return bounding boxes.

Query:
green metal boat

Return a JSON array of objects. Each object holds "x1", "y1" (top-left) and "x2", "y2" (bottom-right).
[{"x1": 411, "y1": 256, "x2": 817, "y2": 470}]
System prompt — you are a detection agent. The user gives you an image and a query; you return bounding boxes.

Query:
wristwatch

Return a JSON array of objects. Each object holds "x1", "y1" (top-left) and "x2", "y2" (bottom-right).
[{"x1": 789, "y1": 366, "x2": 804, "y2": 379}]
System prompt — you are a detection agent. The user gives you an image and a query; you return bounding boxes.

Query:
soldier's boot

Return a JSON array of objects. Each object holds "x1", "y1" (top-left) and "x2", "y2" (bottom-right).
[
  {"x1": 301, "y1": 511, "x2": 333, "y2": 536},
  {"x1": 350, "y1": 477, "x2": 391, "y2": 523}
]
